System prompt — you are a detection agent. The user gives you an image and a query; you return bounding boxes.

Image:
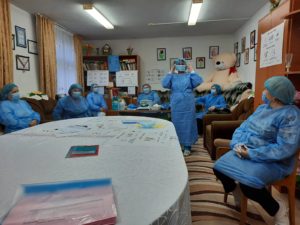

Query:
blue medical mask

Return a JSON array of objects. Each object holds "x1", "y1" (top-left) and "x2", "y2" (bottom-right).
[
  {"x1": 11, "y1": 92, "x2": 20, "y2": 102},
  {"x1": 143, "y1": 88, "x2": 150, "y2": 94},
  {"x1": 72, "y1": 91, "x2": 81, "y2": 99},
  {"x1": 175, "y1": 65, "x2": 187, "y2": 72},
  {"x1": 211, "y1": 89, "x2": 216, "y2": 95},
  {"x1": 262, "y1": 92, "x2": 270, "y2": 104},
  {"x1": 93, "y1": 87, "x2": 98, "y2": 93}
]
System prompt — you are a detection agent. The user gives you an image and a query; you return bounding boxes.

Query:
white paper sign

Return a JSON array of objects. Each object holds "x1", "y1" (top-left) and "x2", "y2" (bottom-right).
[
  {"x1": 145, "y1": 69, "x2": 165, "y2": 85},
  {"x1": 87, "y1": 70, "x2": 109, "y2": 86},
  {"x1": 128, "y1": 86, "x2": 136, "y2": 95},
  {"x1": 116, "y1": 70, "x2": 138, "y2": 87},
  {"x1": 260, "y1": 22, "x2": 284, "y2": 68}
]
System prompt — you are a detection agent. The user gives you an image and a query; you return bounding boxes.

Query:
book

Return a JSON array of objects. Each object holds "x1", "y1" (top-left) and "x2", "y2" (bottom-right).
[
  {"x1": 2, "y1": 178, "x2": 117, "y2": 225},
  {"x1": 66, "y1": 145, "x2": 99, "y2": 158}
]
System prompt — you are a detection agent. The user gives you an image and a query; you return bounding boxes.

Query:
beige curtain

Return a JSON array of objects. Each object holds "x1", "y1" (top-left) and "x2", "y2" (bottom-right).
[
  {"x1": 73, "y1": 35, "x2": 84, "y2": 88},
  {"x1": 0, "y1": 0, "x2": 13, "y2": 87},
  {"x1": 36, "y1": 15, "x2": 57, "y2": 98}
]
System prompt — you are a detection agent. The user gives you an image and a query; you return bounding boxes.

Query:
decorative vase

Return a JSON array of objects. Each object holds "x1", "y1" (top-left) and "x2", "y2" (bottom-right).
[{"x1": 127, "y1": 48, "x2": 133, "y2": 55}]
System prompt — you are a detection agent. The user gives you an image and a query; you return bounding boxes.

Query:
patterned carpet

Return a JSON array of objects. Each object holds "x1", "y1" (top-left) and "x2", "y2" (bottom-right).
[{"x1": 185, "y1": 138, "x2": 267, "y2": 225}]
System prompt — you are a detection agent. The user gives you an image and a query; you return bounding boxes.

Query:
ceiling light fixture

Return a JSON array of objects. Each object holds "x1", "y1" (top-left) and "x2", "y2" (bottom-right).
[
  {"x1": 83, "y1": 4, "x2": 114, "y2": 29},
  {"x1": 188, "y1": 0, "x2": 203, "y2": 26}
]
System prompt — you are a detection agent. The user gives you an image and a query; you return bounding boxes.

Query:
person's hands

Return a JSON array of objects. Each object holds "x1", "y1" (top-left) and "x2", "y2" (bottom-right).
[
  {"x1": 234, "y1": 144, "x2": 249, "y2": 159},
  {"x1": 170, "y1": 65, "x2": 176, "y2": 73},
  {"x1": 29, "y1": 120, "x2": 38, "y2": 127},
  {"x1": 208, "y1": 106, "x2": 216, "y2": 111},
  {"x1": 187, "y1": 63, "x2": 194, "y2": 73}
]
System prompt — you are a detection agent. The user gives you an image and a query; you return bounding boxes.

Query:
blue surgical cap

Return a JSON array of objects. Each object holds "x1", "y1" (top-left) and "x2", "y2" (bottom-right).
[
  {"x1": 1, "y1": 83, "x2": 17, "y2": 100},
  {"x1": 211, "y1": 84, "x2": 222, "y2": 95},
  {"x1": 174, "y1": 58, "x2": 187, "y2": 66},
  {"x1": 264, "y1": 76, "x2": 295, "y2": 105},
  {"x1": 90, "y1": 83, "x2": 98, "y2": 89},
  {"x1": 68, "y1": 83, "x2": 83, "y2": 95}
]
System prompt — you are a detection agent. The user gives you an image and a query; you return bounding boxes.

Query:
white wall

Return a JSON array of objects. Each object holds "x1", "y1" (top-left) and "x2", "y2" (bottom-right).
[
  {"x1": 85, "y1": 35, "x2": 233, "y2": 90},
  {"x1": 11, "y1": 4, "x2": 39, "y2": 96},
  {"x1": 233, "y1": 3, "x2": 270, "y2": 88}
]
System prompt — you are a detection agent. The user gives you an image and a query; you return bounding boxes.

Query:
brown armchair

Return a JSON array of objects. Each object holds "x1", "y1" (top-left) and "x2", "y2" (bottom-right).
[{"x1": 203, "y1": 97, "x2": 254, "y2": 160}]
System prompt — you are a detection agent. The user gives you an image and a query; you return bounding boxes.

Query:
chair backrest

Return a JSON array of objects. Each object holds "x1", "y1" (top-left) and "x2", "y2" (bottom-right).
[{"x1": 231, "y1": 97, "x2": 254, "y2": 120}]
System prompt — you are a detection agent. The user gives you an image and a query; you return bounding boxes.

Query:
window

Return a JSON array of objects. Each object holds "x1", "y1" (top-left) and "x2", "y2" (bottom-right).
[{"x1": 55, "y1": 26, "x2": 76, "y2": 94}]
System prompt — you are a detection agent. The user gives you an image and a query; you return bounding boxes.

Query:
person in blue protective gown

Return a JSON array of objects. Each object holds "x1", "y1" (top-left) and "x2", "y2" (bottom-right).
[
  {"x1": 0, "y1": 83, "x2": 40, "y2": 133},
  {"x1": 86, "y1": 83, "x2": 108, "y2": 116},
  {"x1": 213, "y1": 76, "x2": 300, "y2": 225},
  {"x1": 52, "y1": 83, "x2": 91, "y2": 120},
  {"x1": 137, "y1": 84, "x2": 161, "y2": 106},
  {"x1": 195, "y1": 84, "x2": 227, "y2": 135},
  {"x1": 162, "y1": 58, "x2": 203, "y2": 156}
]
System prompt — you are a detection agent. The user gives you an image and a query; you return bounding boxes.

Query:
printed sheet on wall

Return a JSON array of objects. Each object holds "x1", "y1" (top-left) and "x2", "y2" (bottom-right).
[
  {"x1": 116, "y1": 70, "x2": 138, "y2": 87},
  {"x1": 87, "y1": 70, "x2": 109, "y2": 86}
]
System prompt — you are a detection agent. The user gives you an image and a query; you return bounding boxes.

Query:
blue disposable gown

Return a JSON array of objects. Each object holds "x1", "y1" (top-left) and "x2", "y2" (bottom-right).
[
  {"x1": 86, "y1": 92, "x2": 108, "y2": 116},
  {"x1": 195, "y1": 94, "x2": 227, "y2": 119},
  {"x1": 52, "y1": 96, "x2": 91, "y2": 120},
  {"x1": 137, "y1": 91, "x2": 161, "y2": 105},
  {"x1": 0, "y1": 100, "x2": 40, "y2": 133},
  {"x1": 214, "y1": 104, "x2": 300, "y2": 189},
  {"x1": 162, "y1": 72, "x2": 203, "y2": 146}
]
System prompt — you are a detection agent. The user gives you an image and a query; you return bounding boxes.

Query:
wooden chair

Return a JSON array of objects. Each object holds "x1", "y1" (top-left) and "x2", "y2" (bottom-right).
[{"x1": 216, "y1": 146, "x2": 300, "y2": 225}]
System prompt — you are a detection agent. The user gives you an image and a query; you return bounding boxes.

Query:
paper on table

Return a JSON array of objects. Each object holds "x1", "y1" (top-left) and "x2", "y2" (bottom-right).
[{"x1": 2, "y1": 178, "x2": 117, "y2": 225}]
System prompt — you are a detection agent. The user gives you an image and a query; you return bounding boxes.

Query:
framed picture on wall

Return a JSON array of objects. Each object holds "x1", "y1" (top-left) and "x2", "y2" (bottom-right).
[
  {"x1": 12, "y1": 34, "x2": 15, "y2": 50},
  {"x1": 234, "y1": 42, "x2": 238, "y2": 54},
  {"x1": 209, "y1": 46, "x2": 219, "y2": 59},
  {"x1": 236, "y1": 53, "x2": 241, "y2": 67},
  {"x1": 241, "y1": 36, "x2": 246, "y2": 53},
  {"x1": 182, "y1": 47, "x2": 192, "y2": 60},
  {"x1": 250, "y1": 30, "x2": 256, "y2": 49},
  {"x1": 15, "y1": 26, "x2": 27, "y2": 48},
  {"x1": 28, "y1": 40, "x2": 38, "y2": 55},
  {"x1": 196, "y1": 57, "x2": 205, "y2": 69},
  {"x1": 16, "y1": 54, "x2": 30, "y2": 71},
  {"x1": 244, "y1": 48, "x2": 249, "y2": 64},
  {"x1": 170, "y1": 58, "x2": 177, "y2": 69},
  {"x1": 157, "y1": 48, "x2": 166, "y2": 61}
]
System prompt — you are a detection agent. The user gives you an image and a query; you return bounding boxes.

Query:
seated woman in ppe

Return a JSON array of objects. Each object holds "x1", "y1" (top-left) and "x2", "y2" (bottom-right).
[
  {"x1": 0, "y1": 83, "x2": 40, "y2": 133},
  {"x1": 137, "y1": 84, "x2": 161, "y2": 106},
  {"x1": 162, "y1": 58, "x2": 203, "y2": 157},
  {"x1": 52, "y1": 83, "x2": 91, "y2": 120},
  {"x1": 86, "y1": 83, "x2": 108, "y2": 116},
  {"x1": 213, "y1": 76, "x2": 300, "y2": 225},
  {"x1": 195, "y1": 84, "x2": 227, "y2": 135}
]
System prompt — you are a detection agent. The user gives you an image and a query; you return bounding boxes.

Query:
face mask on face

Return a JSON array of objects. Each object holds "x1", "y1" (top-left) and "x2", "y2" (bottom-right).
[
  {"x1": 143, "y1": 88, "x2": 150, "y2": 94},
  {"x1": 11, "y1": 92, "x2": 20, "y2": 102},
  {"x1": 211, "y1": 89, "x2": 216, "y2": 95},
  {"x1": 262, "y1": 92, "x2": 270, "y2": 104},
  {"x1": 175, "y1": 65, "x2": 187, "y2": 72},
  {"x1": 93, "y1": 87, "x2": 98, "y2": 93},
  {"x1": 72, "y1": 91, "x2": 81, "y2": 99}
]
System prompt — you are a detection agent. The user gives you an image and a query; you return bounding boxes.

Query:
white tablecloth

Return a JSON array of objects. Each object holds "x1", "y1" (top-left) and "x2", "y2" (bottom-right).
[{"x1": 0, "y1": 116, "x2": 191, "y2": 225}]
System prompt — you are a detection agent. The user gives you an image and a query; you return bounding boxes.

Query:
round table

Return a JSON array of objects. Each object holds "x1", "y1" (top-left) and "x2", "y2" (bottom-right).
[{"x1": 0, "y1": 116, "x2": 191, "y2": 225}]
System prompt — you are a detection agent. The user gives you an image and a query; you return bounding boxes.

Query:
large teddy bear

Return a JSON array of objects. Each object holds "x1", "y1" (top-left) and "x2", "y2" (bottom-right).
[{"x1": 196, "y1": 53, "x2": 241, "y2": 92}]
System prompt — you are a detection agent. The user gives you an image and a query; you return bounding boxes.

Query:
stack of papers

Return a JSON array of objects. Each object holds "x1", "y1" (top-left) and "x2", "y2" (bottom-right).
[{"x1": 2, "y1": 178, "x2": 117, "y2": 225}]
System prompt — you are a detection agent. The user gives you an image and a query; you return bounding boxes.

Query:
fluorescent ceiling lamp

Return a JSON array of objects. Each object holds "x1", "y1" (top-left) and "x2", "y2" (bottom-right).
[
  {"x1": 188, "y1": 0, "x2": 203, "y2": 26},
  {"x1": 83, "y1": 4, "x2": 114, "y2": 29}
]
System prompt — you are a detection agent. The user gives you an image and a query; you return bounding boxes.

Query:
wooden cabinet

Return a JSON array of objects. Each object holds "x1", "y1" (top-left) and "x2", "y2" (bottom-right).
[{"x1": 255, "y1": 0, "x2": 300, "y2": 108}]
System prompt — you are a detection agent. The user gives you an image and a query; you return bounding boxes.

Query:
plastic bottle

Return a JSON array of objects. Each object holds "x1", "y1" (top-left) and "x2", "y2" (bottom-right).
[{"x1": 112, "y1": 97, "x2": 120, "y2": 111}]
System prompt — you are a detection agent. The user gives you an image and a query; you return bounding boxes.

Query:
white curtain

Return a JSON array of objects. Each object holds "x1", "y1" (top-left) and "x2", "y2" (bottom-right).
[{"x1": 55, "y1": 26, "x2": 76, "y2": 95}]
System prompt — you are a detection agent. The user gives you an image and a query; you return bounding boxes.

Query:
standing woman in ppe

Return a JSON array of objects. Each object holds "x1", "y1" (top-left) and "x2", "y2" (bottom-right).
[
  {"x1": 0, "y1": 83, "x2": 40, "y2": 133},
  {"x1": 86, "y1": 83, "x2": 108, "y2": 116},
  {"x1": 52, "y1": 83, "x2": 91, "y2": 120},
  {"x1": 162, "y1": 58, "x2": 203, "y2": 156}
]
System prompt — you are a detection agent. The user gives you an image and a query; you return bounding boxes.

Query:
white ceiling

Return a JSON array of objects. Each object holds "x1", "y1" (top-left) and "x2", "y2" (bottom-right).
[{"x1": 10, "y1": 0, "x2": 268, "y2": 40}]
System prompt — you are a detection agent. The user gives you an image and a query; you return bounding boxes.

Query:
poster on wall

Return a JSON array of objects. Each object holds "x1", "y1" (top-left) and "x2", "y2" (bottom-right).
[
  {"x1": 145, "y1": 69, "x2": 165, "y2": 85},
  {"x1": 260, "y1": 22, "x2": 284, "y2": 68},
  {"x1": 116, "y1": 70, "x2": 138, "y2": 87},
  {"x1": 87, "y1": 70, "x2": 109, "y2": 86}
]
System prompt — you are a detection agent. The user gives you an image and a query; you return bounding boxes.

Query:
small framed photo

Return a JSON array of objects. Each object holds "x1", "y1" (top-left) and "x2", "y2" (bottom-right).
[
  {"x1": 15, "y1": 26, "x2": 27, "y2": 48},
  {"x1": 234, "y1": 42, "x2": 238, "y2": 54},
  {"x1": 209, "y1": 46, "x2": 219, "y2": 59},
  {"x1": 254, "y1": 44, "x2": 257, "y2": 61},
  {"x1": 244, "y1": 48, "x2": 249, "y2": 65},
  {"x1": 236, "y1": 53, "x2": 241, "y2": 67},
  {"x1": 241, "y1": 36, "x2": 246, "y2": 53},
  {"x1": 12, "y1": 34, "x2": 15, "y2": 50},
  {"x1": 250, "y1": 30, "x2": 256, "y2": 49},
  {"x1": 182, "y1": 47, "x2": 192, "y2": 60},
  {"x1": 28, "y1": 40, "x2": 38, "y2": 55},
  {"x1": 170, "y1": 58, "x2": 177, "y2": 69},
  {"x1": 196, "y1": 57, "x2": 205, "y2": 69},
  {"x1": 157, "y1": 48, "x2": 166, "y2": 61},
  {"x1": 16, "y1": 54, "x2": 30, "y2": 71}
]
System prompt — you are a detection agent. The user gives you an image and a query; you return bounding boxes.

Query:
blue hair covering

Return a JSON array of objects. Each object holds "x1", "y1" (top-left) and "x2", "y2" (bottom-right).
[
  {"x1": 174, "y1": 58, "x2": 187, "y2": 66},
  {"x1": 264, "y1": 76, "x2": 295, "y2": 105},
  {"x1": 90, "y1": 83, "x2": 97, "y2": 89},
  {"x1": 68, "y1": 83, "x2": 83, "y2": 95},
  {"x1": 211, "y1": 84, "x2": 222, "y2": 95},
  {"x1": 1, "y1": 83, "x2": 17, "y2": 100}
]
